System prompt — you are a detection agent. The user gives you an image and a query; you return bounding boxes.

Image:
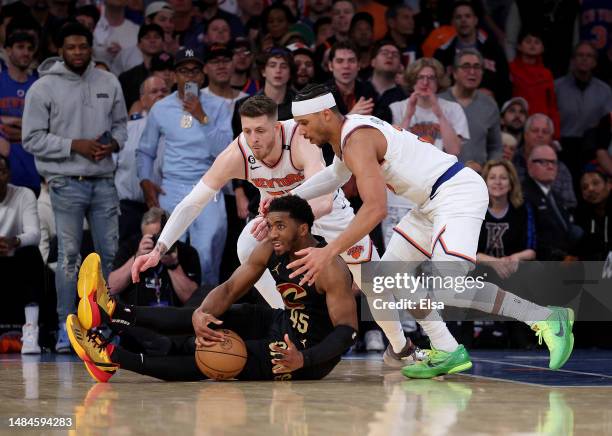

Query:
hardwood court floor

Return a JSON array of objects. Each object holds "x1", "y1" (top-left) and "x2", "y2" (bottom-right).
[{"x1": 2, "y1": 351, "x2": 612, "y2": 435}]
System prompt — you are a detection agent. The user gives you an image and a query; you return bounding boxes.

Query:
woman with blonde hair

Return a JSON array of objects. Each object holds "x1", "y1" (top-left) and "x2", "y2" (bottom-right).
[
  {"x1": 477, "y1": 159, "x2": 536, "y2": 279},
  {"x1": 389, "y1": 57, "x2": 468, "y2": 156}
]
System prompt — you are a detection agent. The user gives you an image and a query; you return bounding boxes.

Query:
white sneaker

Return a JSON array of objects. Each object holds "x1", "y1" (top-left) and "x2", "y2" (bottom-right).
[
  {"x1": 365, "y1": 330, "x2": 385, "y2": 352},
  {"x1": 383, "y1": 341, "x2": 427, "y2": 368},
  {"x1": 21, "y1": 324, "x2": 41, "y2": 355}
]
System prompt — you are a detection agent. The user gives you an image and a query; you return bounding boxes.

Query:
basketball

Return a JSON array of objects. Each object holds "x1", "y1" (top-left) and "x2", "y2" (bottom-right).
[{"x1": 195, "y1": 329, "x2": 247, "y2": 380}]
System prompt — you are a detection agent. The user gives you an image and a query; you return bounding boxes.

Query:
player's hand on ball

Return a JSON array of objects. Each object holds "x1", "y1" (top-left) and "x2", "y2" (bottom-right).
[
  {"x1": 271, "y1": 334, "x2": 304, "y2": 374},
  {"x1": 287, "y1": 246, "x2": 332, "y2": 286},
  {"x1": 250, "y1": 215, "x2": 269, "y2": 241},
  {"x1": 131, "y1": 249, "x2": 161, "y2": 283},
  {"x1": 192, "y1": 311, "x2": 225, "y2": 346}
]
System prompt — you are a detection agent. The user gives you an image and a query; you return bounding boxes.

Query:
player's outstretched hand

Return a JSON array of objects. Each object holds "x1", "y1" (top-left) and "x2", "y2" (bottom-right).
[
  {"x1": 271, "y1": 334, "x2": 304, "y2": 374},
  {"x1": 258, "y1": 196, "x2": 273, "y2": 216},
  {"x1": 287, "y1": 246, "x2": 333, "y2": 286},
  {"x1": 192, "y1": 311, "x2": 225, "y2": 346},
  {"x1": 250, "y1": 215, "x2": 269, "y2": 241},
  {"x1": 131, "y1": 250, "x2": 161, "y2": 283}
]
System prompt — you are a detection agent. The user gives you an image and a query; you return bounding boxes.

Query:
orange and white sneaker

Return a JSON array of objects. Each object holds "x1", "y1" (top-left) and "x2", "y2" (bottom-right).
[
  {"x1": 66, "y1": 315, "x2": 118, "y2": 383},
  {"x1": 77, "y1": 253, "x2": 116, "y2": 330}
]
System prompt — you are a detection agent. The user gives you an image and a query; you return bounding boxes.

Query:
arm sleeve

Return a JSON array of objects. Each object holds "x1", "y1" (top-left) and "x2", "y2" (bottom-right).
[
  {"x1": 22, "y1": 84, "x2": 72, "y2": 159},
  {"x1": 291, "y1": 157, "x2": 352, "y2": 200},
  {"x1": 157, "y1": 180, "x2": 219, "y2": 251},
  {"x1": 136, "y1": 111, "x2": 161, "y2": 182},
  {"x1": 301, "y1": 325, "x2": 357, "y2": 368},
  {"x1": 18, "y1": 189, "x2": 41, "y2": 247}
]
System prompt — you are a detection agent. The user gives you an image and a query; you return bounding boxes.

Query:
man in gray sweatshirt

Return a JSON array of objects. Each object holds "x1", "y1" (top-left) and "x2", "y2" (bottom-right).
[{"x1": 22, "y1": 23, "x2": 127, "y2": 353}]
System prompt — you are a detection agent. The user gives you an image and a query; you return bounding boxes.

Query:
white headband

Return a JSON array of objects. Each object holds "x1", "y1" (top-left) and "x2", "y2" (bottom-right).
[{"x1": 292, "y1": 93, "x2": 336, "y2": 116}]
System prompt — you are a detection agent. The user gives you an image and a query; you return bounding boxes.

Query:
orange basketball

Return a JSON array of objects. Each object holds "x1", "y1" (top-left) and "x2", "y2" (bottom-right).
[{"x1": 195, "y1": 329, "x2": 247, "y2": 380}]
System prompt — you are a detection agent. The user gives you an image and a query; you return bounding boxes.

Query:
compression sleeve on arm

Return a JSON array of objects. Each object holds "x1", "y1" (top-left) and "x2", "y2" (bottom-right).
[
  {"x1": 157, "y1": 180, "x2": 218, "y2": 251},
  {"x1": 301, "y1": 325, "x2": 357, "y2": 368},
  {"x1": 291, "y1": 157, "x2": 352, "y2": 200}
]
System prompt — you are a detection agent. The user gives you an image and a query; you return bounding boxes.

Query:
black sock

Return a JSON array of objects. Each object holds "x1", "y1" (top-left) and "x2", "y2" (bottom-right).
[
  {"x1": 108, "y1": 303, "x2": 137, "y2": 333},
  {"x1": 110, "y1": 345, "x2": 143, "y2": 370}
]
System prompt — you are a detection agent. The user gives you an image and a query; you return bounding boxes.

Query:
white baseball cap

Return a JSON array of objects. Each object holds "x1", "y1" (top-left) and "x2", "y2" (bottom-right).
[{"x1": 145, "y1": 1, "x2": 174, "y2": 18}]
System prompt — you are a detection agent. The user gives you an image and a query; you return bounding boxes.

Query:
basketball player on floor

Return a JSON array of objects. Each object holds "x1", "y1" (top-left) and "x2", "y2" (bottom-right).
[
  {"x1": 67, "y1": 196, "x2": 358, "y2": 382},
  {"x1": 132, "y1": 95, "x2": 416, "y2": 367},
  {"x1": 268, "y1": 84, "x2": 574, "y2": 378}
]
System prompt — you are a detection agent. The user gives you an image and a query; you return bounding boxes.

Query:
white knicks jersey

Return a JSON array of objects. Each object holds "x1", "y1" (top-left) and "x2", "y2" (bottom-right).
[
  {"x1": 237, "y1": 119, "x2": 372, "y2": 264},
  {"x1": 340, "y1": 115, "x2": 458, "y2": 207}
]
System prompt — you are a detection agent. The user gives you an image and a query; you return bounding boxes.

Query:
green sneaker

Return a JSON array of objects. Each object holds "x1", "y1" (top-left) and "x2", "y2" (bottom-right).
[
  {"x1": 401, "y1": 345, "x2": 472, "y2": 379},
  {"x1": 532, "y1": 307, "x2": 575, "y2": 370}
]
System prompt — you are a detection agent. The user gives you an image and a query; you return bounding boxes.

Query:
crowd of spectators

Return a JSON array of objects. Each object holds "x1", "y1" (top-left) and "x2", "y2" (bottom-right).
[{"x1": 0, "y1": 0, "x2": 610, "y2": 353}]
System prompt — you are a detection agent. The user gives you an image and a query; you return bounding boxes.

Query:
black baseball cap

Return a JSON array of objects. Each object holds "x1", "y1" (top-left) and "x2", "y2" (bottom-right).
[
  {"x1": 203, "y1": 43, "x2": 233, "y2": 63},
  {"x1": 151, "y1": 51, "x2": 174, "y2": 71},
  {"x1": 174, "y1": 47, "x2": 204, "y2": 68}
]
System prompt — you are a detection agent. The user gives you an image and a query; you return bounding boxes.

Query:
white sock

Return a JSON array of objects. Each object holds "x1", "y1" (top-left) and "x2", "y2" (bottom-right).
[
  {"x1": 25, "y1": 304, "x2": 39, "y2": 326},
  {"x1": 418, "y1": 310, "x2": 459, "y2": 352},
  {"x1": 363, "y1": 294, "x2": 406, "y2": 353},
  {"x1": 254, "y1": 270, "x2": 285, "y2": 309},
  {"x1": 499, "y1": 292, "x2": 553, "y2": 326}
]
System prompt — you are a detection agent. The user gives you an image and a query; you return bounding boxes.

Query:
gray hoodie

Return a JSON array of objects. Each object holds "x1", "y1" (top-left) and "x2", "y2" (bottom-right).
[{"x1": 22, "y1": 57, "x2": 127, "y2": 180}]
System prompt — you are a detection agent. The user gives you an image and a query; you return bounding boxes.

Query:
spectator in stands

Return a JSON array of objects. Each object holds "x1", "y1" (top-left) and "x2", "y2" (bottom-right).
[
  {"x1": 523, "y1": 145, "x2": 582, "y2": 261},
  {"x1": 513, "y1": 113, "x2": 577, "y2": 209},
  {"x1": 314, "y1": 0, "x2": 354, "y2": 79},
  {"x1": 555, "y1": 42, "x2": 612, "y2": 179},
  {"x1": 349, "y1": 12, "x2": 374, "y2": 77},
  {"x1": 22, "y1": 23, "x2": 127, "y2": 353},
  {"x1": 302, "y1": 0, "x2": 332, "y2": 29},
  {"x1": 390, "y1": 57, "x2": 467, "y2": 155},
  {"x1": 575, "y1": 169, "x2": 611, "y2": 261},
  {"x1": 74, "y1": 5, "x2": 101, "y2": 33},
  {"x1": 509, "y1": 28, "x2": 560, "y2": 137},
  {"x1": 93, "y1": 0, "x2": 139, "y2": 69},
  {"x1": 327, "y1": 40, "x2": 376, "y2": 116},
  {"x1": 232, "y1": 47, "x2": 294, "y2": 136},
  {"x1": 314, "y1": 16, "x2": 333, "y2": 46},
  {"x1": 118, "y1": 24, "x2": 165, "y2": 109},
  {"x1": 354, "y1": 0, "x2": 387, "y2": 41},
  {"x1": 288, "y1": 43, "x2": 316, "y2": 91},
  {"x1": 198, "y1": 0, "x2": 244, "y2": 39},
  {"x1": 149, "y1": 51, "x2": 176, "y2": 97},
  {"x1": 116, "y1": 76, "x2": 169, "y2": 242},
  {"x1": 204, "y1": 15, "x2": 232, "y2": 46},
  {"x1": 501, "y1": 132, "x2": 519, "y2": 161},
  {"x1": 440, "y1": 48, "x2": 502, "y2": 172},
  {"x1": 362, "y1": 40, "x2": 406, "y2": 123},
  {"x1": 0, "y1": 155, "x2": 42, "y2": 354},
  {"x1": 260, "y1": 3, "x2": 295, "y2": 49},
  {"x1": 0, "y1": 32, "x2": 40, "y2": 195},
  {"x1": 109, "y1": 207, "x2": 201, "y2": 306},
  {"x1": 434, "y1": 0, "x2": 511, "y2": 105},
  {"x1": 477, "y1": 159, "x2": 536, "y2": 278},
  {"x1": 144, "y1": 1, "x2": 179, "y2": 55},
  {"x1": 235, "y1": 0, "x2": 265, "y2": 36},
  {"x1": 137, "y1": 48, "x2": 232, "y2": 285},
  {"x1": 383, "y1": 4, "x2": 421, "y2": 65},
  {"x1": 500, "y1": 96, "x2": 528, "y2": 143},
  {"x1": 170, "y1": 0, "x2": 203, "y2": 49},
  {"x1": 202, "y1": 43, "x2": 248, "y2": 114},
  {"x1": 230, "y1": 38, "x2": 259, "y2": 95}
]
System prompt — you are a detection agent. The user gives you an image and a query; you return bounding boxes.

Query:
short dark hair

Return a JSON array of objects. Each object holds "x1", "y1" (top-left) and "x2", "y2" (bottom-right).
[
  {"x1": 329, "y1": 40, "x2": 358, "y2": 62},
  {"x1": 258, "y1": 46, "x2": 295, "y2": 77},
  {"x1": 451, "y1": 0, "x2": 478, "y2": 17},
  {"x1": 261, "y1": 3, "x2": 296, "y2": 34},
  {"x1": 371, "y1": 39, "x2": 400, "y2": 58},
  {"x1": 293, "y1": 83, "x2": 340, "y2": 114},
  {"x1": 239, "y1": 95, "x2": 279, "y2": 119},
  {"x1": 4, "y1": 31, "x2": 36, "y2": 48},
  {"x1": 75, "y1": 5, "x2": 101, "y2": 25},
  {"x1": 57, "y1": 22, "x2": 93, "y2": 47},
  {"x1": 269, "y1": 195, "x2": 315, "y2": 230},
  {"x1": 385, "y1": 4, "x2": 412, "y2": 21},
  {"x1": 350, "y1": 12, "x2": 374, "y2": 32},
  {"x1": 517, "y1": 26, "x2": 544, "y2": 45},
  {"x1": 138, "y1": 23, "x2": 164, "y2": 41},
  {"x1": 313, "y1": 16, "x2": 331, "y2": 36}
]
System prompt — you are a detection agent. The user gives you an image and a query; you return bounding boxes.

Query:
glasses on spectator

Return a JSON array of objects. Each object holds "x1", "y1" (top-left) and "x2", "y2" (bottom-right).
[
  {"x1": 378, "y1": 49, "x2": 400, "y2": 59},
  {"x1": 416, "y1": 74, "x2": 436, "y2": 82},
  {"x1": 176, "y1": 67, "x2": 203, "y2": 76},
  {"x1": 234, "y1": 48, "x2": 251, "y2": 56},
  {"x1": 457, "y1": 63, "x2": 483, "y2": 71},
  {"x1": 531, "y1": 158, "x2": 558, "y2": 166}
]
